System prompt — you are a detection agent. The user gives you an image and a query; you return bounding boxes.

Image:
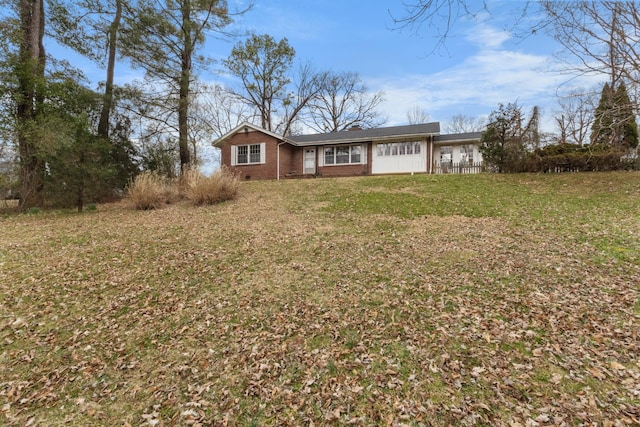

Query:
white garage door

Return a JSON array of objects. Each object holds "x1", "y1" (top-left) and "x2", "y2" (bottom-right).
[{"x1": 372, "y1": 141, "x2": 427, "y2": 174}]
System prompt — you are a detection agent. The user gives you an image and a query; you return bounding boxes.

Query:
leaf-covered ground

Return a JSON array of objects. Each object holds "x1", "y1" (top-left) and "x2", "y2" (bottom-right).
[{"x1": 1, "y1": 172, "x2": 639, "y2": 426}]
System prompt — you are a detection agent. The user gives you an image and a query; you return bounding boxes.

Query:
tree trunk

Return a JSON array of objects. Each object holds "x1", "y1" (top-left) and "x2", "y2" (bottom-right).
[
  {"x1": 97, "y1": 0, "x2": 122, "y2": 139},
  {"x1": 178, "y1": 0, "x2": 192, "y2": 174},
  {"x1": 179, "y1": 73, "x2": 191, "y2": 173},
  {"x1": 17, "y1": 0, "x2": 46, "y2": 210}
]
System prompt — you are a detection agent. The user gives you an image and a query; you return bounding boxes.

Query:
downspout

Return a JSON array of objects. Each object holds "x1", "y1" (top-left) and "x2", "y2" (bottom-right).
[
  {"x1": 429, "y1": 136, "x2": 434, "y2": 174},
  {"x1": 277, "y1": 141, "x2": 286, "y2": 180}
]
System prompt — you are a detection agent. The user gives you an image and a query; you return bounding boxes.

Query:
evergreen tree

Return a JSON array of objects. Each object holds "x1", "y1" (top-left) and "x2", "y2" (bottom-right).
[
  {"x1": 591, "y1": 81, "x2": 639, "y2": 148},
  {"x1": 591, "y1": 83, "x2": 615, "y2": 145},
  {"x1": 121, "y1": 0, "x2": 232, "y2": 174},
  {"x1": 38, "y1": 78, "x2": 119, "y2": 211},
  {"x1": 108, "y1": 117, "x2": 140, "y2": 190},
  {"x1": 49, "y1": 0, "x2": 125, "y2": 140},
  {"x1": 480, "y1": 102, "x2": 539, "y2": 173},
  {"x1": 223, "y1": 34, "x2": 296, "y2": 132},
  {"x1": 614, "y1": 82, "x2": 639, "y2": 149}
]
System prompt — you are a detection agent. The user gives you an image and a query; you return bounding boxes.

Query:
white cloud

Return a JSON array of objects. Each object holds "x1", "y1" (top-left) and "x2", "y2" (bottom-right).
[
  {"x1": 365, "y1": 20, "x2": 572, "y2": 131},
  {"x1": 368, "y1": 49, "x2": 558, "y2": 127},
  {"x1": 466, "y1": 23, "x2": 511, "y2": 50}
]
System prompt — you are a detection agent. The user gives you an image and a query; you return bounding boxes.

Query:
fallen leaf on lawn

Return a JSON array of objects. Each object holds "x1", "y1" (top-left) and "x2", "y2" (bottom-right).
[
  {"x1": 610, "y1": 361, "x2": 626, "y2": 371},
  {"x1": 471, "y1": 366, "x2": 486, "y2": 377},
  {"x1": 587, "y1": 367, "x2": 606, "y2": 380}
]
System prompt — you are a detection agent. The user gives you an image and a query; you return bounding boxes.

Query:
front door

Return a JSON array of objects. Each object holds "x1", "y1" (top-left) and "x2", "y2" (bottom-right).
[{"x1": 304, "y1": 148, "x2": 316, "y2": 175}]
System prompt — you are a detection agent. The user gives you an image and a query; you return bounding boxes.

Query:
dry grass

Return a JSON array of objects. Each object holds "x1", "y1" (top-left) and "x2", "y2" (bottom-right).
[
  {"x1": 127, "y1": 168, "x2": 239, "y2": 210},
  {"x1": 1, "y1": 172, "x2": 639, "y2": 426},
  {"x1": 0, "y1": 199, "x2": 19, "y2": 214},
  {"x1": 126, "y1": 172, "x2": 178, "y2": 210},
  {"x1": 181, "y1": 167, "x2": 240, "y2": 206}
]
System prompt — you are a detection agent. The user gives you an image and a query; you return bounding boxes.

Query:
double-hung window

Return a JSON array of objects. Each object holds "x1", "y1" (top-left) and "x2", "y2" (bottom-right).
[
  {"x1": 460, "y1": 144, "x2": 473, "y2": 164},
  {"x1": 231, "y1": 143, "x2": 265, "y2": 165},
  {"x1": 440, "y1": 146, "x2": 453, "y2": 164},
  {"x1": 237, "y1": 145, "x2": 249, "y2": 164},
  {"x1": 324, "y1": 144, "x2": 362, "y2": 165}
]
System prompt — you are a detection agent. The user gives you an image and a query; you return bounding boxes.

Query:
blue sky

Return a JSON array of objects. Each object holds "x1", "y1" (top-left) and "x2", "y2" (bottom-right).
[
  {"x1": 201, "y1": 0, "x2": 608, "y2": 131},
  {"x1": 43, "y1": 0, "x2": 605, "y2": 134},
  {"x1": 209, "y1": 0, "x2": 604, "y2": 132}
]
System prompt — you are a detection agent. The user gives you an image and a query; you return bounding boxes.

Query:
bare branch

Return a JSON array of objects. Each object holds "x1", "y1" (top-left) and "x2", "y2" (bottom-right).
[
  {"x1": 306, "y1": 71, "x2": 386, "y2": 133},
  {"x1": 390, "y1": 0, "x2": 488, "y2": 53},
  {"x1": 406, "y1": 105, "x2": 430, "y2": 124}
]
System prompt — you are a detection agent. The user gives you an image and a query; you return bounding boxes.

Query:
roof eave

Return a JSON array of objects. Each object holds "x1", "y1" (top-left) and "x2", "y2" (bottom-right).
[
  {"x1": 290, "y1": 132, "x2": 439, "y2": 146},
  {"x1": 214, "y1": 122, "x2": 287, "y2": 146},
  {"x1": 434, "y1": 137, "x2": 481, "y2": 144}
]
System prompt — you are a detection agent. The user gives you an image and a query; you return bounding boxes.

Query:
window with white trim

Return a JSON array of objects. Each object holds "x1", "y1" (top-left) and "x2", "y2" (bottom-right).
[
  {"x1": 324, "y1": 144, "x2": 362, "y2": 165},
  {"x1": 440, "y1": 146, "x2": 453, "y2": 164},
  {"x1": 460, "y1": 144, "x2": 474, "y2": 163},
  {"x1": 231, "y1": 143, "x2": 266, "y2": 166}
]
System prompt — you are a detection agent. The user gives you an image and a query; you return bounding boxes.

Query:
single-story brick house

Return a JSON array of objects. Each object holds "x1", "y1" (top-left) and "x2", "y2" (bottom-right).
[{"x1": 215, "y1": 122, "x2": 483, "y2": 180}]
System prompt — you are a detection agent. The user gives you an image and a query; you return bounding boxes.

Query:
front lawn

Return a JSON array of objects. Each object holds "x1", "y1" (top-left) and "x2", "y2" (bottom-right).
[{"x1": 1, "y1": 172, "x2": 639, "y2": 425}]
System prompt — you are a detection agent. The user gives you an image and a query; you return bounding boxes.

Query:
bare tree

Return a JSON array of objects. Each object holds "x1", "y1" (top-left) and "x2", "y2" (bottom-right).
[
  {"x1": 187, "y1": 81, "x2": 254, "y2": 168},
  {"x1": 194, "y1": 83, "x2": 253, "y2": 139},
  {"x1": 536, "y1": 2, "x2": 640, "y2": 150},
  {"x1": 406, "y1": 105, "x2": 430, "y2": 124},
  {"x1": 307, "y1": 71, "x2": 386, "y2": 133},
  {"x1": 444, "y1": 114, "x2": 485, "y2": 133},
  {"x1": 553, "y1": 88, "x2": 596, "y2": 146},
  {"x1": 392, "y1": 1, "x2": 640, "y2": 103},
  {"x1": 277, "y1": 63, "x2": 327, "y2": 136},
  {"x1": 536, "y1": 2, "x2": 640, "y2": 89}
]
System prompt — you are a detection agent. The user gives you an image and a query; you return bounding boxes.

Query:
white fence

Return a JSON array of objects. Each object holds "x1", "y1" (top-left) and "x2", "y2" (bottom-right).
[{"x1": 433, "y1": 162, "x2": 484, "y2": 174}]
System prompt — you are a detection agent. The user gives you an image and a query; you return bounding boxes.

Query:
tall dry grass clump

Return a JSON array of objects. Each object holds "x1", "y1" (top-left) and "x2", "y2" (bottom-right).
[
  {"x1": 184, "y1": 166, "x2": 240, "y2": 206},
  {"x1": 178, "y1": 167, "x2": 203, "y2": 198},
  {"x1": 126, "y1": 172, "x2": 177, "y2": 210},
  {"x1": 127, "y1": 168, "x2": 239, "y2": 209}
]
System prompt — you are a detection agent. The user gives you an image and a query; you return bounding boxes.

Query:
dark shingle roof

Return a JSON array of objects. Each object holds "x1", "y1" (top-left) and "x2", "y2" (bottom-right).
[
  {"x1": 434, "y1": 132, "x2": 482, "y2": 144},
  {"x1": 288, "y1": 122, "x2": 440, "y2": 146}
]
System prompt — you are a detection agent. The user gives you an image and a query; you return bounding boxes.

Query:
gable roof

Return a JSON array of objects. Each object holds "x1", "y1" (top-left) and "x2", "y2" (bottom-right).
[
  {"x1": 434, "y1": 131, "x2": 483, "y2": 144},
  {"x1": 215, "y1": 121, "x2": 287, "y2": 146},
  {"x1": 288, "y1": 122, "x2": 441, "y2": 146}
]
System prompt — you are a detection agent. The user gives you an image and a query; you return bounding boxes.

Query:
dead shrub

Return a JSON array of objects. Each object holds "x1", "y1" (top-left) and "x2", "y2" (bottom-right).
[
  {"x1": 178, "y1": 167, "x2": 202, "y2": 197},
  {"x1": 185, "y1": 166, "x2": 240, "y2": 206},
  {"x1": 126, "y1": 172, "x2": 173, "y2": 210}
]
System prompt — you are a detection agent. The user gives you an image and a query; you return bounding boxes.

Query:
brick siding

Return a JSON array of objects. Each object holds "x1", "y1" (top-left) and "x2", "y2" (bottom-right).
[{"x1": 221, "y1": 130, "x2": 294, "y2": 181}]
